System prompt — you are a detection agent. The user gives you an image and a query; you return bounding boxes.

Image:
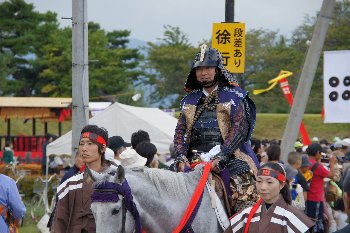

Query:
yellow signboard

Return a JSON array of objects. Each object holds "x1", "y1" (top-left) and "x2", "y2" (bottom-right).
[{"x1": 212, "y1": 23, "x2": 245, "y2": 73}]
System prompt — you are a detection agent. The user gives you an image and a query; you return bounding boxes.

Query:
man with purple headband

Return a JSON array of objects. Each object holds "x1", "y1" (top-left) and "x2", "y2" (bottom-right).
[
  {"x1": 51, "y1": 125, "x2": 110, "y2": 233},
  {"x1": 173, "y1": 44, "x2": 259, "y2": 214}
]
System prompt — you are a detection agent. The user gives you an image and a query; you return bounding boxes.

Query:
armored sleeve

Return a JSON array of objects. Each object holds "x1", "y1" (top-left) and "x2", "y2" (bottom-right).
[
  {"x1": 173, "y1": 112, "x2": 190, "y2": 163},
  {"x1": 218, "y1": 98, "x2": 251, "y2": 169}
]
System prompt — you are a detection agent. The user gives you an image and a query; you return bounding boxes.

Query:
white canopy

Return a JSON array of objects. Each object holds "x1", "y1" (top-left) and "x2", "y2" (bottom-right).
[
  {"x1": 47, "y1": 102, "x2": 178, "y2": 156},
  {"x1": 89, "y1": 102, "x2": 112, "y2": 116}
]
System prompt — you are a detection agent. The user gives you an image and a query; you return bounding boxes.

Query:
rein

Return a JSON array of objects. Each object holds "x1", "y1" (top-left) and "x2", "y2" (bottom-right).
[
  {"x1": 91, "y1": 178, "x2": 142, "y2": 233},
  {"x1": 173, "y1": 162, "x2": 212, "y2": 233},
  {"x1": 121, "y1": 199, "x2": 126, "y2": 233}
]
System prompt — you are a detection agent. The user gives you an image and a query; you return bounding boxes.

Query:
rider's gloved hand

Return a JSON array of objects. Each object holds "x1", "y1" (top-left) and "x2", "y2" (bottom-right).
[
  {"x1": 210, "y1": 158, "x2": 221, "y2": 173},
  {"x1": 200, "y1": 145, "x2": 221, "y2": 162},
  {"x1": 175, "y1": 154, "x2": 191, "y2": 172},
  {"x1": 178, "y1": 161, "x2": 191, "y2": 172}
]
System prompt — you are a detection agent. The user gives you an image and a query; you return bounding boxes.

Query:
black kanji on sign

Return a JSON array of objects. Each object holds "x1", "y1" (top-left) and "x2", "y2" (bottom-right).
[
  {"x1": 234, "y1": 28, "x2": 244, "y2": 37},
  {"x1": 215, "y1": 30, "x2": 231, "y2": 44},
  {"x1": 221, "y1": 52, "x2": 230, "y2": 66},
  {"x1": 234, "y1": 38, "x2": 243, "y2": 47}
]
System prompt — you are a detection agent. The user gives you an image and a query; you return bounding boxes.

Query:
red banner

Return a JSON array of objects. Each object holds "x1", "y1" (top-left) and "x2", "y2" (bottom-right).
[
  {"x1": 58, "y1": 109, "x2": 72, "y2": 122},
  {"x1": 279, "y1": 78, "x2": 311, "y2": 146}
]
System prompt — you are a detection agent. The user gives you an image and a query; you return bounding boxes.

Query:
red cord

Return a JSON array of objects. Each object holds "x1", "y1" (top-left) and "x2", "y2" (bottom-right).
[{"x1": 173, "y1": 162, "x2": 212, "y2": 233}]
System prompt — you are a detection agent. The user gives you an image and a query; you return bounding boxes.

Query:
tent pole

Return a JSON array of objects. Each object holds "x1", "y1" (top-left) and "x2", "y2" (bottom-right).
[
  {"x1": 32, "y1": 118, "x2": 36, "y2": 136},
  {"x1": 7, "y1": 119, "x2": 11, "y2": 138},
  {"x1": 58, "y1": 122, "x2": 62, "y2": 137},
  {"x1": 44, "y1": 122, "x2": 48, "y2": 135}
]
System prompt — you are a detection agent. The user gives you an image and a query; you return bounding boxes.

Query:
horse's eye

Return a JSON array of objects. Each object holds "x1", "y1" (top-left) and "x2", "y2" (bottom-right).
[{"x1": 111, "y1": 208, "x2": 119, "y2": 215}]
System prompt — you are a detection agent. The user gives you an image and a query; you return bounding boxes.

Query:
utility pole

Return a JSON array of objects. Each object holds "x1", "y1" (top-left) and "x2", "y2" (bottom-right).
[
  {"x1": 71, "y1": 0, "x2": 89, "y2": 161},
  {"x1": 225, "y1": 0, "x2": 235, "y2": 22},
  {"x1": 280, "y1": 0, "x2": 335, "y2": 161}
]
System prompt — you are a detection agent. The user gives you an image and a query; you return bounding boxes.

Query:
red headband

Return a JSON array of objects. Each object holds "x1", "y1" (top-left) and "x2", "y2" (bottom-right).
[
  {"x1": 80, "y1": 132, "x2": 106, "y2": 146},
  {"x1": 257, "y1": 168, "x2": 286, "y2": 182}
]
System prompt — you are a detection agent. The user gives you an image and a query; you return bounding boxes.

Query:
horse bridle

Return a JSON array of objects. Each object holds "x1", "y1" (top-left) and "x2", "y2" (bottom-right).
[
  {"x1": 86, "y1": 166, "x2": 142, "y2": 233},
  {"x1": 92, "y1": 188, "x2": 128, "y2": 233}
]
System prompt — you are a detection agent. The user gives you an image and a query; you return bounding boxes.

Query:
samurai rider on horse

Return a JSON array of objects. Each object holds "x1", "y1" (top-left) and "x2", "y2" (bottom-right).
[{"x1": 172, "y1": 44, "x2": 260, "y2": 215}]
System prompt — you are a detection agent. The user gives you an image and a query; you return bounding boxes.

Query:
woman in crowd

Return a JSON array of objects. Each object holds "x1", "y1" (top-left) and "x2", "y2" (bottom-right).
[{"x1": 230, "y1": 162, "x2": 314, "y2": 233}]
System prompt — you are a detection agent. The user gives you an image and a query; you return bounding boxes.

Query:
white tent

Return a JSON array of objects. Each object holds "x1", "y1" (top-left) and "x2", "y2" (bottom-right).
[
  {"x1": 47, "y1": 102, "x2": 178, "y2": 156},
  {"x1": 89, "y1": 102, "x2": 112, "y2": 116}
]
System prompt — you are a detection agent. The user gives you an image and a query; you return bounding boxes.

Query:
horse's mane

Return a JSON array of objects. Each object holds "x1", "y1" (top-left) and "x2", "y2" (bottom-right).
[
  {"x1": 90, "y1": 164, "x2": 120, "y2": 188},
  {"x1": 125, "y1": 165, "x2": 205, "y2": 200},
  {"x1": 92, "y1": 173, "x2": 112, "y2": 187}
]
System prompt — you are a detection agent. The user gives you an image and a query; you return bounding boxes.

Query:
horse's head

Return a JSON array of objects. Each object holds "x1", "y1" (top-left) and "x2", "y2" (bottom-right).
[{"x1": 87, "y1": 165, "x2": 141, "y2": 233}]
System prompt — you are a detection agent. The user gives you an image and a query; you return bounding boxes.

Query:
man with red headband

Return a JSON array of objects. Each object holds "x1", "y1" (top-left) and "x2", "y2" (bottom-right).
[{"x1": 51, "y1": 125, "x2": 110, "y2": 233}]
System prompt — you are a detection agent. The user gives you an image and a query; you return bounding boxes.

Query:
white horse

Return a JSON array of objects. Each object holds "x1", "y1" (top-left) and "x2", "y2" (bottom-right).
[{"x1": 88, "y1": 164, "x2": 228, "y2": 233}]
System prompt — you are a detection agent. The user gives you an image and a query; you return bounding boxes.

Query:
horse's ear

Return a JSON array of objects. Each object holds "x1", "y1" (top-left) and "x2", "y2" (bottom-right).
[{"x1": 117, "y1": 165, "x2": 125, "y2": 183}]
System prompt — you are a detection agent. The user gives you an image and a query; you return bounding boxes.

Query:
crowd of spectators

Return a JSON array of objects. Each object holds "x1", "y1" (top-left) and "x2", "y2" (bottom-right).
[
  {"x1": 251, "y1": 136, "x2": 350, "y2": 233},
  {"x1": 3, "y1": 128, "x2": 349, "y2": 232}
]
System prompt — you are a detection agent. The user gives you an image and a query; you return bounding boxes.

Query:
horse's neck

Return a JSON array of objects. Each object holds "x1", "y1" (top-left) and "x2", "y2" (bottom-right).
[
  {"x1": 125, "y1": 168, "x2": 202, "y2": 231},
  {"x1": 126, "y1": 168, "x2": 201, "y2": 197}
]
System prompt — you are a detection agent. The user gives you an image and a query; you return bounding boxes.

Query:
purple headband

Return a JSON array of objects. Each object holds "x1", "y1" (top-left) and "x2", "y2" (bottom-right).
[
  {"x1": 91, "y1": 184, "x2": 120, "y2": 203},
  {"x1": 91, "y1": 179, "x2": 142, "y2": 233}
]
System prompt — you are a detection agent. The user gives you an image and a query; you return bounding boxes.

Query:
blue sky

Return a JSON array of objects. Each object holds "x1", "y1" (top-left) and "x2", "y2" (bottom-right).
[{"x1": 26, "y1": 0, "x2": 323, "y2": 45}]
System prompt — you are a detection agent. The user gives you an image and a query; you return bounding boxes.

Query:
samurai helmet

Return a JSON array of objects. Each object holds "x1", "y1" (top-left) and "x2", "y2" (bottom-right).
[{"x1": 184, "y1": 44, "x2": 238, "y2": 92}]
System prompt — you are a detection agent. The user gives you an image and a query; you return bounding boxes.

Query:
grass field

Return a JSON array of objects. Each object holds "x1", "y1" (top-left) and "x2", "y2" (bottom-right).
[
  {"x1": 253, "y1": 113, "x2": 350, "y2": 141},
  {"x1": 0, "y1": 119, "x2": 72, "y2": 138},
  {"x1": 20, "y1": 200, "x2": 42, "y2": 233},
  {"x1": 1, "y1": 114, "x2": 349, "y2": 142}
]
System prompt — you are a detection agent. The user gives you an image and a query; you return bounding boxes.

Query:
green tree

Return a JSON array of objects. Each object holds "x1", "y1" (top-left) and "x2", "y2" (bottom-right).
[
  {"x1": 239, "y1": 29, "x2": 280, "y2": 89},
  {"x1": 0, "y1": 0, "x2": 59, "y2": 96},
  {"x1": 144, "y1": 25, "x2": 197, "y2": 107},
  {"x1": 36, "y1": 27, "x2": 72, "y2": 97},
  {"x1": 89, "y1": 23, "x2": 144, "y2": 104},
  {"x1": 238, "y1": 29, "x2": 300, "y2": 113},
  {"x1": 37, "y1": 22, "x2": 144, "y2": 105},
  {"x1": 0, "y1": 50, "x2": 15, "y2": 95},
  {"x1": 325, "y1": 0, "x2": 350, "y2": 51}
]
